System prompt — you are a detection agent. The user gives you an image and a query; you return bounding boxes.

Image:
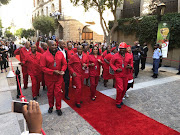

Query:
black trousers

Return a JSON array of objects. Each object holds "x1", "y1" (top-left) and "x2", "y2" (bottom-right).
[
  {"x1": 0, "y1": 60, "x2": 6, "y2": 70},
  {"x1": 63, "y1": 68, "x2": 70, "y2": 97},
  {"x1": 134, "y1": 60, "x2": 140, "y2": 77},
  {"x1": 141, "y1": 57, "x2": 147, "y2": 70}
]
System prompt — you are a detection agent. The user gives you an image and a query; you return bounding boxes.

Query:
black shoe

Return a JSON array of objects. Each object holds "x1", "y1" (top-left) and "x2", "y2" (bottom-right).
[
  {"x1": 120, "y1": 102, "x2": 124, "y2": 106},
  {"x1": 153, "y1": 75, "x2": 157, "y2": 78},
  {"x1": 48, "y1": 107, "x2": 53, "y2": 113},
  {"x1": 104, "y1": 83, "x2": 107, "y2": 87},
  {"x1": 33, "y1": 97, "x2": 37, "y2": 100},
  {"x1": 177, "y1": 72, "x2": 180, "y2": 75},
  {"x1": 65, "y1": 96, "x2": 70, "y2": 100},
  {"x1": 151, "y1": 74, "x2": 155, "y2": 77},
  {"x1": 76, "y1": 103, "x2": 81, "y2": 108},
  {"x1": 56, "y1": 110, "x2": 62, "y2": 116},
  {"x1": 37, "y1": 94, "x2": 41, "y2": 97},
  {"x1": 116, "y1": 104, "x2": 121, "y2": 108}
]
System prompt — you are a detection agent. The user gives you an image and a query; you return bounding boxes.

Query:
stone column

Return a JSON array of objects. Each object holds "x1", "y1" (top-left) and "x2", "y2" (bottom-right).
[
  {"x1": 140, "y1": 0, "x2": 144, "y2": 17},
  {"x1": 178, "y1": 0, "x2": 180, "y2": 13}
]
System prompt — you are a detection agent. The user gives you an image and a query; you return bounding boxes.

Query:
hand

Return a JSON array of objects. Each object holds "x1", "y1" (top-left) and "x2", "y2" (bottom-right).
[
  {"x1": 72, "y1": 72, "x2": 77, "y2": 77},
  {"x1": 53, "y1": 70, "x2": 60, "y2": 75},
  {"x1": 126, "y1": 64, "x2": 132, "y2": 69},
  {"x1": 83, "y1": 63, "x2": 87, "y2": 68},
  {"x1": 91, "y1": 63, "x2": 95, "y2": 66},
  {"x1": 116, "y1": 68, "x2": 122, "y2": 72},
  {"x1": 22, "y1": 100, "x2": 42, "y2": 134},
  {"x1": 59, "y1": 71, "x2": 65, "y2": 75},
  {"x1": 97, "y1": 59, "x2": 102, "y2": 63}
]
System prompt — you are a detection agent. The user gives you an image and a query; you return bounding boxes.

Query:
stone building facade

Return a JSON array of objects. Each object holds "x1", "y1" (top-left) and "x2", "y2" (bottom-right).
[{"x1": 32, "y1": 0, "x2": 109, "y2": 43}]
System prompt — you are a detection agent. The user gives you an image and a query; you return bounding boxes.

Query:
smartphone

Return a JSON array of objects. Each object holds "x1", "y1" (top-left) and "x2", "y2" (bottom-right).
[{"x1": 12, "y1": 100, "x2": 29, "y2": 113}]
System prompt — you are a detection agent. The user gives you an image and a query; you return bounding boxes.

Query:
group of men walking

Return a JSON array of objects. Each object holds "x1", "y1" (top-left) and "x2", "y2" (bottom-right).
[{"x1": 13, "y1": 39, "x2": 136, "y2": 116}]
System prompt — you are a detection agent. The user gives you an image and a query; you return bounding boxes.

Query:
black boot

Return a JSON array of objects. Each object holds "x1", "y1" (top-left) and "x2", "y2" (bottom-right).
[
  {"x1": 48, "y1": 107, "x2": 53, "y2": 113},
  {"x1": 152, "y1": 74, "x2": 158, "y2": 78},
  {"x1": 56, "y1": 110, "x2": 62, "y2": 116}
]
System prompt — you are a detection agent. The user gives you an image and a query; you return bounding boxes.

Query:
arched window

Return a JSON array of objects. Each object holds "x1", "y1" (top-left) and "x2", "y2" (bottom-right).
[
  {"x1": 51, "y1": 3, "x2": 55, "y2": 13},
  {"x1": 82, "y1": 26, "x2": 93, "y2": 40}
]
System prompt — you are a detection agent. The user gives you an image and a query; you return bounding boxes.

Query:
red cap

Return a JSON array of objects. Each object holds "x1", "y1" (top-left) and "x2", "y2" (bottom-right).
[
  {"x1": 127, "y1": 45, "x2": 131, "y2": 48},
  {"x1": 111, "y1": 47, "x2": 116, "y2": 52},
  {"x1": 119, "y1": 42, "x2": 127, "y2": 48}
]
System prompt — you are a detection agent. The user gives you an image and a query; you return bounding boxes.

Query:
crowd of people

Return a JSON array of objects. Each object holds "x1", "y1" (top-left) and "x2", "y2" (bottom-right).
[{"x1": 0, "y1": 37, "x2": 180, "y2": 117}]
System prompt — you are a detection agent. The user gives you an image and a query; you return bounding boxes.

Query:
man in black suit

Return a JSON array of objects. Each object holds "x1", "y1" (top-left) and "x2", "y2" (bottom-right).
[
  {"x1": 58, "y1": 40, "x2": 70, "y2": 100},
  {"x1": 141, "y1": 43, "x2": 149, "y2": 70}
]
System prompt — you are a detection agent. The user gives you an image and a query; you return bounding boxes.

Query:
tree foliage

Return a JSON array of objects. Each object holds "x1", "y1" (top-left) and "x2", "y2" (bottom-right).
[
  {"x1": 116, "y1": 13, "x2": 180, "y2": 49},
  {"x1": 4, "y1": 27, "x2": 13, "y2": 38},
  {"x1": 0, "y1": 0, "x2": 10, "y2": 5},
  {"x1": 15, "y1": 28, "x2": 23, "y2": 37},
  {"x1": 33, "y1": 16, "x2": 56, "y2": 35},
  {"x1": 21, "y1": 29, "x2": 35, "y2": 39},
  {"x1": 70, "y1": 0, "x2": 131, "y2": 44}
]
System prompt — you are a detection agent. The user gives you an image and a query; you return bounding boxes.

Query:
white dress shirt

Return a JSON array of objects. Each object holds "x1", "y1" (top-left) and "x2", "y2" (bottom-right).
[{"x1": 59, "y1": 47, "x2": 66, "y2": 59}]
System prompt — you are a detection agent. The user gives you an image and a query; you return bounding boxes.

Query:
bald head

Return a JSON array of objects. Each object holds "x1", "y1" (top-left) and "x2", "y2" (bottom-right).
[
  {"x1": 77, "y1": 45, "x2": 83, "y2": 55},
  {"x1": 48, "y1": 40, "x2": 57, "y2": 52},
  {"x1": 25, "y1": 41, "x2": 31, "y2": 49},
  {"x1": 31, "y1": 44, "x2": 37, "y2": 53},
  {"x1": 59, "y1": 40, "x2": 66, "y2": 49}
]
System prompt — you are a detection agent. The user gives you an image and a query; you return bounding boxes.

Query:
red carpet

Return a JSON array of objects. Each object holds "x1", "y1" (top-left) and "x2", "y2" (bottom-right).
[
  {"x1": 64, "y1": 85, "x2": 180, "y2": 135},
  {"x1": 15, "y1": 55, "x2": 20, "y2": 61}
]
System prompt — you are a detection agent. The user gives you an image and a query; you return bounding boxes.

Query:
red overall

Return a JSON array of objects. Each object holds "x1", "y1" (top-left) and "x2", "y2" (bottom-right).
[
  {"x1": 40, "y1": 50, "x2": 67, "y2": 110},
  {"x1": 88, "y1": 55, "x2": 102, "y2": 98},
  {"x1": 67, "y1": 49, "x2": 75, "y2": 60},
  {"x1": 83, "y1": 51, "x2": 90, "y2": 79},
  {"x1": 22, "y1": 52, "x2": 42, "y2": 97},
  {"x1": 103, "y1": 53, "x2": 114, "y2": 80},
  {"x1": 110, "y1": 53, "x2": 133, "y2": 104},
  {"x1": 14, "y1": 47, "x2": 31, "y2": 89},
  {"x1": 68, "y1": 53, "x2": 89, "y2": 104}
]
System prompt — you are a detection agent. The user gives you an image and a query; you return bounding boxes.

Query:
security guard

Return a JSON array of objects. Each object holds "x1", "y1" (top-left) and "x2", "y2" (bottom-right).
[{"x1": 152, "y1": 44, "x2": 162, "y2": 78}]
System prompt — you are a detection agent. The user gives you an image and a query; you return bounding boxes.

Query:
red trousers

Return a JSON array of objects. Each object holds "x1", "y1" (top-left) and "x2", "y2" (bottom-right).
[
  {"x1": 73, "y1": 75, "x2": 84, "y2": 104},
  {"x1": 115, "y1": 77, "x2": 128, "y2": 104},
  {"x1": 30, "y1": 75, "x2": 41, "y2": 97},
  {"x1": 46, "y1": 77, "x2": 63, "y2": 110},
  {"x1": 22, "y1": 66, "x2": 29, "y2": 88},
  {"x1": 90, "y1": 76, "x2": 99, "y2": 98}
]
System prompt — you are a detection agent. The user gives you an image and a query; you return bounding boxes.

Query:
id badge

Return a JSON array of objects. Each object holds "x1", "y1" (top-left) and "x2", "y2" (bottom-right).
[
  {"x1": 54, "y1": 61, "x2": 56, "y2": 67},
  {"x1": 122, "y1": 64, "x2": 124, "y2": 68},
  {"x1": 95, "y1": 66, "x2": 97, "y2": 70}
]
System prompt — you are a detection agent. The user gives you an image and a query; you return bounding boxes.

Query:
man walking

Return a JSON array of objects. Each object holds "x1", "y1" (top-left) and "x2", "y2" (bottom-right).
[
  {"x1": 14, "y1": 41, "x2": 31, "y2": 89},
  {"x1": 110, "y1": 42, "x2": 133, "y2": 108},
  {"x1": 40, "y1": 40, "x2": 67, "y2": 116}
]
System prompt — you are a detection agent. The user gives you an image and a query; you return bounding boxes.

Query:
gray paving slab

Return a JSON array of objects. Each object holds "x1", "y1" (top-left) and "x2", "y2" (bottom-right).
[
  {"x1": 0, "y1": 113, "x2": 21, "y2": 135},
  {"x1": 0, "y1": 91, "x2": 12, "y2": 114}
]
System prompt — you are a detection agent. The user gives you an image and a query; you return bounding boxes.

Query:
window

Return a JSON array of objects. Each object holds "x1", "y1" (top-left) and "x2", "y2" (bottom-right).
[{"x1": 82, "y1": 26, "x2": 93, "y2": 40}]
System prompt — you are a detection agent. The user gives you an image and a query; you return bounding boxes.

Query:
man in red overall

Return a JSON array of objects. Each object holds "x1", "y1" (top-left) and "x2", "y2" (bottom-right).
[
  {"x1": 40, "y1": 40, "x2": 67, "y2": 116},
  {"x1": 68, "y1": 45, "x2": 89, "y2": 108},
  {"x1": 21, "y1": 45, "x2": 42, "y2": 100},
  {"x1": 110, "y1": 42, "x2": 133, "y2": 108},
  {"x1": 14, "y1": 41, "x2": 31, "y2": 89}
]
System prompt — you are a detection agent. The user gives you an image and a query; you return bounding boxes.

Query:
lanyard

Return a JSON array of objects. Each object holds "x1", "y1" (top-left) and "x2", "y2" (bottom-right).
[{"x1": 121, "y1": 54, "x2": 125, "y2": 68}]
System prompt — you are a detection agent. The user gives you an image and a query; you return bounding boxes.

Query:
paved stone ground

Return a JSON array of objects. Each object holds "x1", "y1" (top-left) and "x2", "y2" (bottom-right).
[{"x1": 0, "y1": 57, "x2": 180, "y2": 134}]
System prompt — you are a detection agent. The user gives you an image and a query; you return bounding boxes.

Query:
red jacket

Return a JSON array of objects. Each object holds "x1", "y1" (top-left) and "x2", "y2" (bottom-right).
[
  {"x1": 104, "y1": 53, "x2": 113, "y2": 70},
  {"x1": 88, "y1": 55, "x2": 102, "y2": 76},
  {"x1": 22, "y1": 52, "x2": 42, "y2": 76},
  {"x1": 14, "y1": 47, "x2": 31, "y2": 66},
  {"x1": 110, "y1": 53, "x2": 133, "y2": 78},
  {"x1": 102, "y1": 50, "x2": 108, "y2": 58},
  {"x1": 68, "y1": 53, "x2": 89, "y2": 76},
  {"x1": 73, "y1": 48, "x2": 77, "y2": 53},
  {"x1": 67, "y1": 49, "x2": 75, "y2": 60},
  {"x1": 40, "y1": 50, "x2": 67, "y2": 82}
]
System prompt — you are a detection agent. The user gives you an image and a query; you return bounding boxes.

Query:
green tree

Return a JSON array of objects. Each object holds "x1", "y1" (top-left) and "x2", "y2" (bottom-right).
[
  {"x1": 4, "y1": 26, "x2": 13, "y2": 38},
  {"x1": 0, "y1": 0, "x2": 11, "y2": 5},
  {"x1": 15, "y1": 28, "x2": 23, "y2": 37},
  {"x1": 33, "y1": 16, "x2": 55, "y2": 35},
  {"x1": 21, "y1": 29, "x2": 35, "y2": 39},
  {"x1": 0, "y1": 18, "x2": 2, "y2": 37},
  {"x1": 70, "y1": 0, "x2": 133, "y2": 44}
]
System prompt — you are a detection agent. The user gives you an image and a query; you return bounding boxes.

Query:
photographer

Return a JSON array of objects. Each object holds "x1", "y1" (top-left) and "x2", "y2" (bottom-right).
[{"x1": 131, "y1": 41, "x2": 142, "y2": 78}]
